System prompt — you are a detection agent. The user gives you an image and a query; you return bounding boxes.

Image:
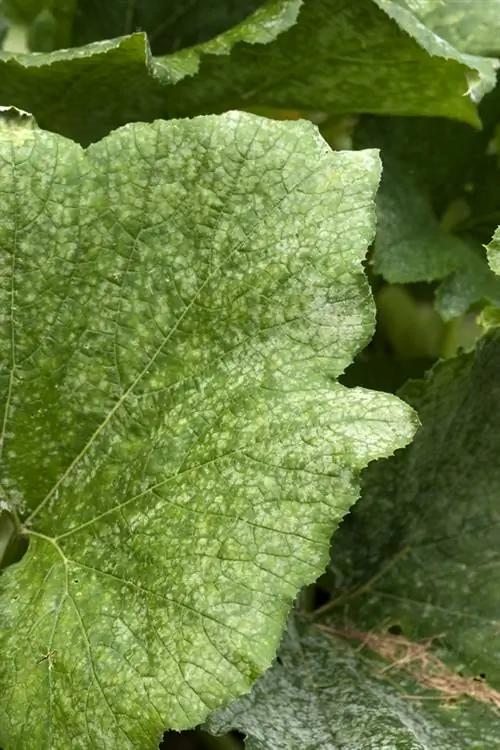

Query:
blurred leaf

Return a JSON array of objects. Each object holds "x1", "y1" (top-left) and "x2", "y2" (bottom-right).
[
  {"x1": 377, "y1": 285, "x2": 445, "y2": 358},
  {"x1": 1, "y1": 0, "x2": 75, "y2": 51},
  {"x1": 436, "y1": 243, "x2": 500, "y2": 321},
  {"x1": 355, "y1": 116, "x2": 478, "y2": 284},
  {"x1": 164, "y1": 0, "x2": 496, "y2": 122}
]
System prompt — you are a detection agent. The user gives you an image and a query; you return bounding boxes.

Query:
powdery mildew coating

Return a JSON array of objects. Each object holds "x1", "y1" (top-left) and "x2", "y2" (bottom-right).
[{"x1": 0, "y1": 111, "x2": 415, "y2": 749}]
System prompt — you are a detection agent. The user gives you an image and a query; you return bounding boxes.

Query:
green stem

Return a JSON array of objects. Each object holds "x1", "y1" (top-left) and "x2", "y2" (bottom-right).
[{"x1": 440, "y1": 317, "x2": 464, "y2": 359}]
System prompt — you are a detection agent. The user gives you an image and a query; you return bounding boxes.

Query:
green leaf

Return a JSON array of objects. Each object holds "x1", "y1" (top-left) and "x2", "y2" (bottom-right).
[
  {"x1": 0, "y1": 0, "x2": 300, "y2": 144},
  {"x1": 164, "y1": 0, "x2": 496, "y2": 121},
  {"x1": 354, "y1": 117, "x2": 477, "y2": 283},
  {"x1": 372, "y1": 0, "x2": 497, "y2": 104},
  {"x1": 329, "y1": 329, "x2": 500, "y2": 685},
  {"x1": 0, "y1": 0, "x2": 497, "y2": 144},
  {"x1": 370, "y1": 165, "x2": 473, "y2": 283},
  {"x1": 0, "y1": 112, "x2": 416, "y2": 748},
  {"x1": 394, "y1": 0, "x2": 500, "y2": 56},
  {"x1": 206, "y1": 619, "x2": 500, "y2": 749},
  {"x1": 71, "y1": 0, "x2": 267, "y2": 54},
  {"x1": 353, "y1": 113, "x2": 500, "y2": 318},
  {"x1": 436, "y1": 242, "x2": 500, "y2": 321}
]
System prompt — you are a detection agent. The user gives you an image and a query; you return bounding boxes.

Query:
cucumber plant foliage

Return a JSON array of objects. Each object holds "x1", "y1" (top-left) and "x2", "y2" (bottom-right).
[{"x1": 0, "y1": 1, "x2": 500, "y2": 749}]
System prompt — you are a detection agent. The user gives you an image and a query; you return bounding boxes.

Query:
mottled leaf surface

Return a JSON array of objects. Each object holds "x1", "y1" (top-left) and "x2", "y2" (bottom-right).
[
  {"x1": 207, "y1": 619, "x2": 500, "y2": 749},
  {"x1": 0, "y1": 112, "x2": 416, "y2": 749},
  {"x1": 396, "y1": 0, "x2": 500, "y2": 55},
  {"x1": 329, "y1": 330, "x2": 500, "y2": 686},
  {"x1": 0, "y1": 0, "x2": 497, "y2": 144}
]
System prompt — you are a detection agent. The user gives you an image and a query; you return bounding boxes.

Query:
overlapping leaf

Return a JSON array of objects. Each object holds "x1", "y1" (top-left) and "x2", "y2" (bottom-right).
[
  {"x1": 436, "y1": 243, "x2": 500, "y2": 321},
  {"x1": 0, "y1": 0, "x2": 496, "y2": 144},
  {"x1": 354, "y1": 115, "x2": 480, "y2": 284},
  {"x1": 1, "y1": 0, "x2": 269, "y2": 53},
  {"x1": 207, "y1": 619, "x2": 500, "y2": 749},
  {"x1": 205, "y1": 326, "x2": 500, "y2": 746},
  {"x1": 395, "y1": 0, "x2": 500, "y2": 56},
  {"x1": 218, "y1": 326, "x2": 500, "y2": 748},
  {"x1": 329, "y1": 329, "x2": 500, "y2": 686},
  {"x1": 353, "y1": 114, "x2": 500, "y2": 320},
  {"x1": 0, "y1": 111, "x2": 416, "y2": 749}
]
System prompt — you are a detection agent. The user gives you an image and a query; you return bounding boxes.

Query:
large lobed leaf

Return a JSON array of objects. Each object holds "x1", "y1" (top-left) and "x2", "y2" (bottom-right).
[
  {"x1": 0, "y1": 111, "x2": 416, "y2": 748},
  {"x1": 0, "y1": 0, "x2": 496, "y2": 143},
  {"x1": 207, "y1": 326, "x2": 500, "y2": 749}
]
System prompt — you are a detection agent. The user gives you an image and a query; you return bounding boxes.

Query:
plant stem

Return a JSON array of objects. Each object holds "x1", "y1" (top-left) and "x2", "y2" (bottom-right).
[{"x1": 440, "y1": 318, "x2": 464, "y2": 359}]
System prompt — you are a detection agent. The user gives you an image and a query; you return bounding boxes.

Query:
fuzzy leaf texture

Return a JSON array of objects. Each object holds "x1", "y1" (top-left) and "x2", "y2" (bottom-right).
[
  {"x1": 0, "y1": 0, "x2": 496, "y2": 144},
  {"x1": 395, "y1": 0, "x2": 500, "y2": 55},
  {"x1": 330, "y1": 328, "x2": 500, "y2": 688},
  {"x1": 207, "y1": 619, "x2": 500, "y2": 749},
  {"x1": 0, "y1": 111, "x2": 416, "y2": 749}
]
